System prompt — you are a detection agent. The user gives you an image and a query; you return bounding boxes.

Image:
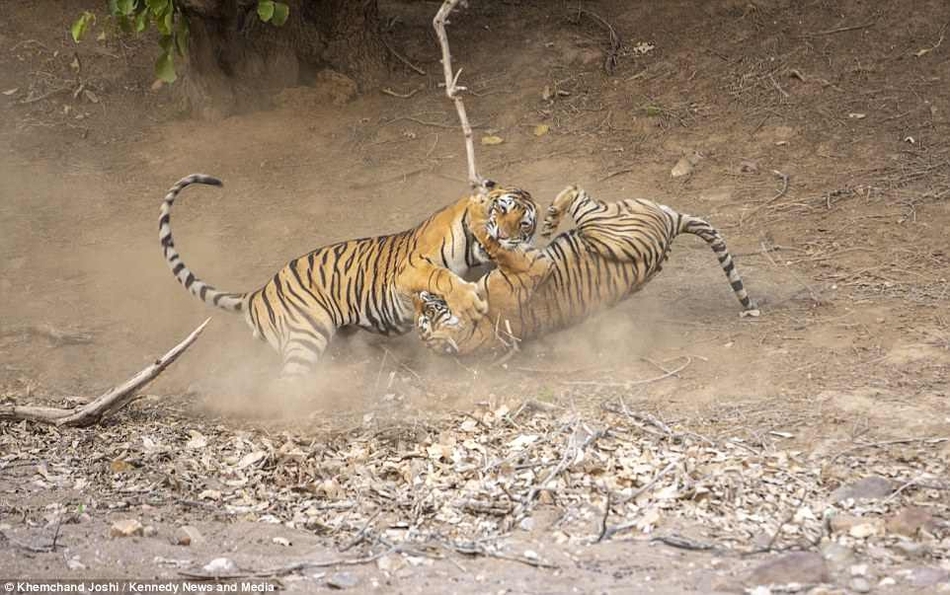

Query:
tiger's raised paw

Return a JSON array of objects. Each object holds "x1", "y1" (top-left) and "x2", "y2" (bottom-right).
[{"x1": 445, "y1": 282, "x2": 488, "y2": 321}]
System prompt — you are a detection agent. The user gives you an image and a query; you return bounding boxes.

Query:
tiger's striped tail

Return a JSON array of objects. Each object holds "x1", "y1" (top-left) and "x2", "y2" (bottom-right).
[
  {"x1": 676, "y1": 213, "x2": 758, "y2": 312},
  {"x1": 159, "y1": 174, "x2": 245, "y2": 313}
]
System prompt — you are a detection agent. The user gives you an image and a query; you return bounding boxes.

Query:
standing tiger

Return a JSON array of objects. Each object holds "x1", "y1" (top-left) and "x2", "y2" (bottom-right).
[
  {"x1": 159, "y1": 174, "x2": 538, "y2": 375},
  {"x1": 415, "y1": 185, "x2": 758, "y2": 356}
]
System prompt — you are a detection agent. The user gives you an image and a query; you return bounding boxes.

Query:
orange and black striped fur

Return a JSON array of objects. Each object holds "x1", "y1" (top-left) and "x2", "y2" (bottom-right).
[
  {"x1": 159, "y1": 174, "x2": 538, "y2": 375},
  {"x1": 415, "y1": 185, "x2": 758, "y2": 356}
]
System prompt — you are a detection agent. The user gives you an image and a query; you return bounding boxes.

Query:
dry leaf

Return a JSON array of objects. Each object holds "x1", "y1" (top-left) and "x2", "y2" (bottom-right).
[
  {"x1": 507, "y1": 434, "x2": 539, "y2": 450},
  {"x1": 185, "y1": 431, "x2": 208, "y2": 450},
  {"x1": 533, "y1": 124, "x2": 550, "y2": 137},
  {"x1": 481, "y1": 135, "x2": 504, "y2": 146},
  {"x1": 110, "y1": 459, "x2": 133, "y2": 473},
  {"x1": 198, "y1": 489, "x2": 222, "y2": 501},
  {"x1": 236, "y1": 450, "x2": 266, "y2": 469}
]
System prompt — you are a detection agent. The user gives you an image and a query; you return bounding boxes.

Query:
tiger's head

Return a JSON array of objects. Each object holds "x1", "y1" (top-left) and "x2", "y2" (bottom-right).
[
  {"x1": 416, "y1": 290, "x2": 461, "y2": 354},
  {"x1": 483, "y1": 186, "x2": 538, "y2": 249}
]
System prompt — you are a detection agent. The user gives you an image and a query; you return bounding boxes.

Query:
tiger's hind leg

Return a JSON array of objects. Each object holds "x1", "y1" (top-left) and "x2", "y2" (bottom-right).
[
  {"x1": 279, "y1": 328, "x2": 336, "y2": 378},
  {"x1": 247, "y1": 283, "x2": 339, "y2": 378}
]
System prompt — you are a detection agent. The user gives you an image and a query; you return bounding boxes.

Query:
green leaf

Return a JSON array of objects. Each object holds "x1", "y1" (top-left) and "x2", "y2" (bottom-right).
[
  {"x1": 272, "y1": 2, "x2": 289, "y2": 26},
  {"x1": 116, "y1": 14, "x2": 133, "y2": 33},
  {"x1": 155, "y1": 7, "x2": 173, "y2": 35},
  {"x1": 146, "y1": 0, "x2": 169, "y2": 15},
  {"x1": 71, "y1": 11, "x2": 95, "y2": 43},
  {"x1": 115, "y1": 0, "x2": 135, "y2": 16},
  {"x1": 155, "y1": 51, "x2": 176, "y2": 83},
  {"x1": 174, "y1": 18, "x2": 189, "y2": 56},
  {"x1": 134, "y1": 9, "x2": 149, "y2": 32},
  {"x1": 257, "y1": 0, "x2": 275, "y2": 22}
]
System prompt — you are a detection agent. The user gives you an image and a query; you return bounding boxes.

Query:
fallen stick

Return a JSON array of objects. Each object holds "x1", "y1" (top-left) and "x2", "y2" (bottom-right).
[
  {"x1": 381, "y1": 86, "x2": 421, "y2": 99},
  {"x1": 447, "y1": 540, "x2": 558, "y2": 569},
  {"x1": 179, "y1": 550, "x2": 389, "y2": 580},
  {"x1": 0, "y1": 318, "x2": 210, "y2": 427},
  {"x1": 739, "y1": 170, "x2": 790, "y2": 225},
  {"x1": 381, "y1": 37, "x2": 427, "y2": 75},
  {"x1": 575, "y1": 8, "x2": 623, "y2": 74},
  {"x1": 563, "y1": 356, "x2": 692, "y2": 388},
  {"x1": 509, "y1": 424, "x2": 605, "y2": 524}
]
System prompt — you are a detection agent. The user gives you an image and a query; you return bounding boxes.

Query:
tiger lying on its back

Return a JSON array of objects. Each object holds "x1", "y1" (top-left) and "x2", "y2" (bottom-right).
[
  {"x1": 415, "y1": 185, "x2": 758, "y2": 356},
  {"x1": 159, "y1": 175, "x2": 537, "y2": 375}
]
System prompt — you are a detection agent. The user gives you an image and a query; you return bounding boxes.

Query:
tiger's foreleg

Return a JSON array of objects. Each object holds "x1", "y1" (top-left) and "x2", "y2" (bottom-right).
[{"x1": 397, "y1": 257, "x2": 488, "y2": 321}]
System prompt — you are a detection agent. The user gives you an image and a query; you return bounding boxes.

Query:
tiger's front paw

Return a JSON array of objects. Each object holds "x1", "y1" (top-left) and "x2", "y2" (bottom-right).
[{"x1": 446, "y1": 282, "x2": 488, "y2": 321}]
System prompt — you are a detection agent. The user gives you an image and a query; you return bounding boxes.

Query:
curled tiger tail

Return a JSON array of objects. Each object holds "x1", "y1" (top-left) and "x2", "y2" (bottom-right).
[
  {"x1": 159, "y1": 174, "x2": 246, "y2": 313},
  {"x1": 679, "y1": 215, "x2": 758, "y2": 312}
]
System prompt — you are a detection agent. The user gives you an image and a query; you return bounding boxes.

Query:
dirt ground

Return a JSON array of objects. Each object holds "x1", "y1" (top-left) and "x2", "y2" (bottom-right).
[{"x1": 1, "y1": 0, "x2": 949, "y2": 593}]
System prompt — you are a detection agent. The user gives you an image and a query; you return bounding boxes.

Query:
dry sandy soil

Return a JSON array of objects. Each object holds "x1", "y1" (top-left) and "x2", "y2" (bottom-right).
[{"x1": 1, "y1": 0, "x2": 949, "y2": 593}]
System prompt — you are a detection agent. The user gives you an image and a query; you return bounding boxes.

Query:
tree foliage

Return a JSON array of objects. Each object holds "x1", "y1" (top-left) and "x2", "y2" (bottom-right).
[{"x1": 71, "y1": 0, "x2": 289, "y2": 83}]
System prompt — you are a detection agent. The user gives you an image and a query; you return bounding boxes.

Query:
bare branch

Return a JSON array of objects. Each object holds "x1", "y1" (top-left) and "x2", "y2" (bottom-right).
[
  {"x1": 433, "y1": 0, "x2": 488, "y2": 194},
  {"x1": 0, "y1": 318, "x2": 211, "y2": 427}
]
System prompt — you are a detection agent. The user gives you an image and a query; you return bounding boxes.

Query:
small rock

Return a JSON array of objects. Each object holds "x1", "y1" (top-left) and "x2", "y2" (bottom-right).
[
  {"x1": 697, "y1": 573, "x2": 744, "y2": 593},
  {"x1": 143, "y1": 525, "x2": 158, "y2": 538},
  {"x1": 327, "y1": 571, "x2": 359, "y2": 589},
  {"x1": 850, "y1": 522, "x2": 884, "y2": 539},
  {"x1": 878, "y1": 577, "x2": 896, "y2": 587},
  {"x1": 671, "y1": 156, "x2": 694, "y2": 178},
  {"x1": 110, "y1": 519, "x2": 144, "y2": 538},
  {"x1": 893, "y1": 540, "x2": 930, "y2": 558},
  {"x1": 174, "y1": 525, "x2": 203, "y2": 546},
  {"x1": 829, "y1": 514, "x2": 883, "y2": 536},
  {"x1": 740, "y1": 160, "x2": 759, "y2": 173},
  {"x1": 523, "y1": 549, "x2": 539, "y2": 560},
  {"x1": 850, "y1": 577, "x2": 871, "y2": 593},
  {"x1": 820, "y1": 541, "x2": 855, "y2": 570},
  {"x1": 66, "y1": 557, "x2": 86, "y2": 571},
  {"x1": 746, "y1": 552, "x2": 830, "y2": 587},
  {"x1": 519, "y1": 517, "x2": 535, "y2": 531},
  {"x1": 376, "y1": 555, "x2": 404, "y2": 573},
  {"x1": 272, "y1": 536, "x2": 292, "y2": 547},
  {"x1": 886, "y1": 506, "x2": 935, "y2": 538},
  {"x1": 851, "y1": 564, "x2": 869, "y2": 577},
  {"x1": 831, "y1": 477, "x2": 894, "y2": 502},
  {"x1": 906, "y1": 567, "x2": 950, "y2": 588},
  {"x1": 405, "y1": 555, "x2": 432, "y2": 567},
  {"x1": 202, "y1": 557, "x2": 237, "y2": 575}
]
